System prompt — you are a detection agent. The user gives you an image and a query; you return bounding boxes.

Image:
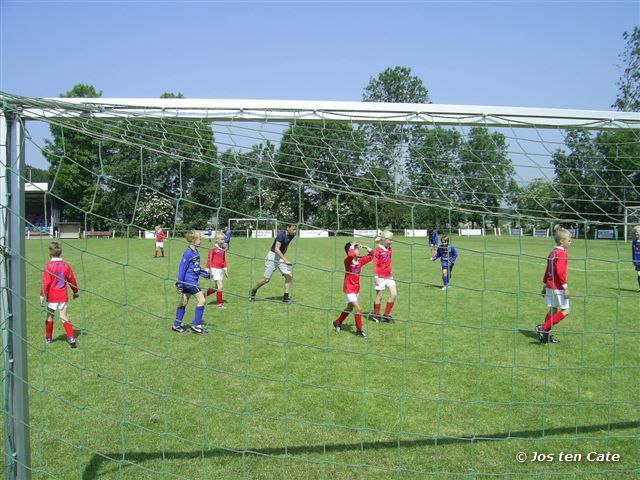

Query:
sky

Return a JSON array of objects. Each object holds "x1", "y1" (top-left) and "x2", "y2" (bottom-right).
[{"x1": 1, "y1": 0, "x2": 639, "y2": 170}]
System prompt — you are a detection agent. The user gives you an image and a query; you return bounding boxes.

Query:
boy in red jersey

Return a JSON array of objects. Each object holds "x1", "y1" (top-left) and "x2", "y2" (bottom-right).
[
  {"x1": 535, "y1": 226, "x2": 572, "y2": 344},
  {"x1": 372, "y1": 230, "x2": 397, "y2": 323},
  {"x1": 154, "y1": 225, "x2": 167, "y2": 258},
  {"x1": 333, "y1": 242, "x2": 374, "y2": 338},
  {"x1": 39, "y1": 241, "x2": 79, "y2": 348},
  {"x1": 206, "y1": 232, "x2": 228, "y2": 309}
]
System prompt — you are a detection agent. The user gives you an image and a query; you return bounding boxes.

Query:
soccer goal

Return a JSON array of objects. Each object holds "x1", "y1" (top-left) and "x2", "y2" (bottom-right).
[
  {"x1": 228, "y1": 217, "x2": 278, "y2": 238},
  {"x1": 2, "y1": 93, "x2": 639, "y2": 480},
  {"x1": 624, "y1": 205, "x2": 640, "y2": 241}
]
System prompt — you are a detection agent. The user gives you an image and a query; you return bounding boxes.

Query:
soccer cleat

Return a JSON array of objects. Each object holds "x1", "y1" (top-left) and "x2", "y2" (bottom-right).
[
  {"x1": 333, "y1": 321, "x2": 341, "y2": 333},
  {"x1": 45, "y1": 338, "x2": 53, "y2": 344},
  {"x1": 216, "y1": 303, "x2": 226, "y2": 310},
  {"x1": 382, "y1": 315, "x2": 395, "y2": 324},
  {"x1": 547, "y1": 335, "x2": 559, "y2": 344},
  {"x1": 282, "y1": 296, "x2": 292, "y2": 304},
  {"x1": 190, "y1": 325, "x2": 208, "y2": 335},
  {"x1": 171, "y1": 325, "x2": 187, "y2": 333},
  {"x1": 249, "y1": 289, "x2": 257, "y2": 301},
  {"x1": 441, "y1": 286, "x2": 449, "y2": 291},
  {"x1": 372, "y1": 314, "x2": 381, "y2": 323},
  {"x1": 356, "y1": 329, "x2": 367, "y2": 338},
  {"x1": 535, "y1": 324, "x2": 544, "y2": 342},
  {"x1": 68, "y1": 337, "x2": 77, "y2": 349}
]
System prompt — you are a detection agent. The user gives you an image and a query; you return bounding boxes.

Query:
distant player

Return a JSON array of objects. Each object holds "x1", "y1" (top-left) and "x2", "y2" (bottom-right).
[
  {"x1": 333, "y1": 242, "x2": 374, "y2": 338},
  {"x1": 222, "y1": 226, "x2": 232, "y2": 250},
  {"x1": 431, "y1": 235, "x2": 458, "y2": 290},
  {"x1": 535, "y1": 226, "x2": 573, "y2": 344},
  {"x1": 429, "y1": 228, "x2": 439, "y2": 257},
  {"x1": 154, "y1": 225, "x2": 167, "y2": 257},
  {"x1": 632, "y1": 225, "x2": 640, "y2": 292},
  {"x1": 39, "y1": 241, "x2": 79, "y2": 348},
  {"x1": 173, "y1": 230, "x2": 211, "y2": 335},
  {"x1": 250, "y1": 223, "x2": 297, "y2": 303},
  {"x1": 372, "y1": 230, "x2": 397, "y2": 323},
  {"x1": 206, "y1": 231, "x2": 228, "y2": 309},
  {"x1": 205, "y1": 226, "x2": 214, "y2": 242}
]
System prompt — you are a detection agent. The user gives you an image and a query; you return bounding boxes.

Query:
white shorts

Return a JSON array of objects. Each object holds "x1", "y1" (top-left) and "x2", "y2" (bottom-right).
[
  {"x1": 155, "y1": 241, "x2": 164, "y2": 248},
  {"x1": 374, "y1": 276, "x2": 396, "y2": 291},
  {"x1": 345, "y1": 293, "x2": 359, "y2": 303},
  {"x1": 264, "y1": 251, "x2": 291, "y2": 279},
  {"x1": 208, "y1": 268, "x2": 225, "y2": 281},
  {"x1": 47, "y1": 302, "x2": 68, "y2": 311},
  {"x1": 545, "y1": 288, "x2": 570, "y2": 310}
]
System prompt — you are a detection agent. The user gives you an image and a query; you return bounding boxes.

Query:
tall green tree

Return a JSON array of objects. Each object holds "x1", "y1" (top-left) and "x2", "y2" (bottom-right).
[
  {"x1": 275, "y1": 121, "x2": 365, "y2": 226},
  {"x1": 457, "y1": 128, "x2": 517, "y2": 226},
  {"x1": 43, "y1": 84, "x2": 103, "y2": 221},
  {"x1": 613, "y1": 26, "x2": 640, "y2": 112},
  {"x1": 361, "y1": 66, "x2": 430, "y2": 195},
  {"x1": 513, "y1": 178, "x2": 557, "y2": 225}
]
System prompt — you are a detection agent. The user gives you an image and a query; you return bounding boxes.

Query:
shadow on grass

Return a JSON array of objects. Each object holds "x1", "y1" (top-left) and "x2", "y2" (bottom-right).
[
  {"x1": 82, "y1": 420, "x2": 638, "y2": 479},
  {"x1": 610, "y1": 287, "x2": 640, "y2": 294},
  {"x1": 517, "y1": 328, "x2": 540, "y2": 341}
]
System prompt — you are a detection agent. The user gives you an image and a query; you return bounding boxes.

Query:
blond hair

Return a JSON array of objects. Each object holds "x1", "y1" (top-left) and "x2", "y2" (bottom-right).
[
  {"x1": 375, "y1": 229, "x2": 393, "y2": 243},
  {"x1": 553, "y1": 226, "x2": 571, "y2": 243},
  {"x1": 633, "y1": 225, "x2": 640, "y2": 234},
  {"x1": 185, "y1": 230, "x2": 201, "y2": 244}
]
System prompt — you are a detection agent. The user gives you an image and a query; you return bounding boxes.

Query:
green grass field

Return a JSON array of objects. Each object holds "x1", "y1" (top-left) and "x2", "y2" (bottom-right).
[{"x1": 11, "y1": 234, "x2": 640, "y2": 479}]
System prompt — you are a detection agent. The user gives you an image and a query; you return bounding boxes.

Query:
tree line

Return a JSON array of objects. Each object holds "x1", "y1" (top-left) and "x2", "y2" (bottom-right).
[{"x1": 34, "y1": 29, "x2": 638, "y2": 232}]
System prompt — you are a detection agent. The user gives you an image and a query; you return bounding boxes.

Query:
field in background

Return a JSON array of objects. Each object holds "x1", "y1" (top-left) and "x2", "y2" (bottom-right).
[{"x1": 15, "y1": 235, "x2": 640, "y2": 479}]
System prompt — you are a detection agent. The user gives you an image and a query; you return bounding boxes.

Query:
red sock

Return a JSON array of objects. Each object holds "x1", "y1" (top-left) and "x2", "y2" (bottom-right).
[
  {"x1": 373, "y1": 304, "x2": 381, "y2": 315},
  {"x1": 62, "y1": 321, "x2": 74, "y2": 339},
  {"x1": 542, "y1": 313, "x2": 552, "y2": 331},
  {"x1": 216, "y1": 291, "x2": 223, "y2": 305},
  {"x1": 335, "y1": 310, "x2": 349, "y2": 325},
  {"x1": 45, "y1": 321, "x2": 54, "y2": 339},
  {"x1": 355, "y1": 314, "x2": 363, "y2": 329},
  {"x1": 154, "y1": 249, "x2": 158, "y2": 257},
  {"x1": 551, "y1": 311, "x2": 566, "y2": 326},
  {"x1": 384, "y1": 302, "x2": 395, "y2": 316}
]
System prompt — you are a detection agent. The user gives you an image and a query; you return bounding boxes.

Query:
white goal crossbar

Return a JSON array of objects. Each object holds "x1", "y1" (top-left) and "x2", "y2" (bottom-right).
[{"x1": 7, "y1": 94, "x2": 640, "y2": 129}]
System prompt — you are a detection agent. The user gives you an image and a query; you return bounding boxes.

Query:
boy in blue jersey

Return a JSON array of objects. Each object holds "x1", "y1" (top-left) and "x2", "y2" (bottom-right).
[
  {"x1": 429, "y1": 228, "x2": 439, "y2": 257},
  {"x1": 173, "y1": 230, "x2": 211, "y2": 335},
  {"x1": 431, "y1": 235, "x2": 458, "y2": 290},
  {"x1": 223, "y1": 226, "x2": 231, "y2": 250},
  {"x1": 633, "y1": 226, "x2": 640, "y2": 292},
  {"x1": 250, "y1": 223, "x2": 297, "y2": 303}
]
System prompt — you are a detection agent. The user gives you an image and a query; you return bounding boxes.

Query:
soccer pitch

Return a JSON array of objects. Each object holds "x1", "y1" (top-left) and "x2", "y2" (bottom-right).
[{"x1": 18, "y1": 235, "x2": 640, "y2": 479}]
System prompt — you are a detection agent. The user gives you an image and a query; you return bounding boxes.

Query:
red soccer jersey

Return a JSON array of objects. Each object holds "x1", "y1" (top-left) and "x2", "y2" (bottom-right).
[
  {"x1": 374, "y1": 245, "x2": 393, "y2": 278},
  {"x1": 156, "y1": 229, "x2": 167, "y2": 242},
  {"x1": 41, "y1": 258, "x2": 78, "y2": 303},
  {"x1": 343, "y1": 248, "x2": 374, "y2": 294},
  {"x1": 543, "y1": 246, "x2": 568, "y2": 290},
  {"x1": 206, "y1": 246, "x2": 227, "y2": 269}
]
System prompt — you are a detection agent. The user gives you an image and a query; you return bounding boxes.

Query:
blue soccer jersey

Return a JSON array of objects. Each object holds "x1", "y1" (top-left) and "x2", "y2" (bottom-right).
[
  {"x1": 433, "y1": 245, "x2": 458, "y2": 267},
  {"x1": 632, "y1": 239, "x2": 640, "y2": 267},
  {"x1": 429, "y1": 229, "x2": 439, "y2": 245},
  {"x1": 176, "y1": 246, "x2": 210, "y2": 290}
]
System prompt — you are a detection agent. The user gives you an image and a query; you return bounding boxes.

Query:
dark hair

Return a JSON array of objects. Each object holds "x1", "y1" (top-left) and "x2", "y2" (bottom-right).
[
  {"x1": 285, "y1": 223, "x2": 296, "y2": 228},
  {"x1": 344, "y1": 242, "x2": 353, "y2": 254},
  {"x1": 441, "y1": 235, "x2": 449, "y2": 244}
]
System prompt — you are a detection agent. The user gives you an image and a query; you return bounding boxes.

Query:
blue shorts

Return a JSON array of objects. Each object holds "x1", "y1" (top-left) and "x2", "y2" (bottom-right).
[
  {"x1": 441, "y1": 263, "x2": 455, "y2": 272},
  {"x1": 182, "y1": 285, "x2": 201, "y2": 295}
]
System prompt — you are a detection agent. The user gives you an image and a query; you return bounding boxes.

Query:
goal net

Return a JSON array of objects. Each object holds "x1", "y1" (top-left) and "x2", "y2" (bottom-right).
[{"x1": 1, "y1": 93, "x2": 639, "y2": 479}]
